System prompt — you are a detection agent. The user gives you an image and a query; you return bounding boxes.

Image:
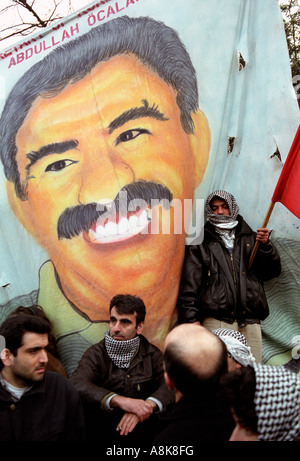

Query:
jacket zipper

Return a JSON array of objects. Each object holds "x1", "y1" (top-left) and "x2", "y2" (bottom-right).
[{"x1": 230, "y1": 252, "x2": 237, "y2": 290}]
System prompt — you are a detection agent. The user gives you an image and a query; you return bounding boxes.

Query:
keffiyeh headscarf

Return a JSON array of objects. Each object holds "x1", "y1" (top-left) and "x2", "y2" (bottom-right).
[
  {"x1": 253, "y1": 363, "x2": 300, "y2": 441},
  {"x1": 205, "y1": 190, "x2": 240, "y2": 249},
  {"x1": 205, "y1": 190, "x2": 240, "y2": 225},
  {"x1": 213, "y1": 328, "x2": 256, "y2": 367},
  {"x1": 105, "y1": 330, "x2": 140, "y2": 368}
]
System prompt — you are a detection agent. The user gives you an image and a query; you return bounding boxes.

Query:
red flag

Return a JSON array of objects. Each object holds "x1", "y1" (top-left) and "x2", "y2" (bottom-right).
[{"x1": 272, "y1": 124, "x2": 300, "y2": 219}]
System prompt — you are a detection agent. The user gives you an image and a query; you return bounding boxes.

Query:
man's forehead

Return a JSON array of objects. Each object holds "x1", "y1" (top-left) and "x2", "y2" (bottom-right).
[
  {"x1": 211, "y1": 198, "x2": 227, "y2": 205},
  {"x1": 21, "y1": 331, "x2": 48, "y2": 348},
  {"x1": 110, "y1": 306, "x2": 136, "y2": 320}
]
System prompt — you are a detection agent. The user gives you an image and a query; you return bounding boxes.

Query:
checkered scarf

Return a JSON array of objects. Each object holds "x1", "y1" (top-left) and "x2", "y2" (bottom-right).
[
  {"x1": 105, "y1": 330, "x2": 140, "y2": 369},
  {"x1": 205, "y1": 190, "x2": 239, "y2": 225},
  {"x1": 213, "y1": 328, "x2": 256, "y2": 367},
  {"x1": 205, "y1": 191, "x2": 240, "y2": 249},
  {"x1": 253, "y1": 363, "x2": 300, "y2": 441}
]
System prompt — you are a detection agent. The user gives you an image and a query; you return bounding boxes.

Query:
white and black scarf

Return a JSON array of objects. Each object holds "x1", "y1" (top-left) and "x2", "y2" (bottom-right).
[
  {"x1": 213, "y1": 328, "x2": 256, "y2": 367},
  {"x1": 253, "y1": 363, "x2": 300, "y2": 441},
  {"x1": 105, "y1": 330, "x2": 140, "y2": 369}
]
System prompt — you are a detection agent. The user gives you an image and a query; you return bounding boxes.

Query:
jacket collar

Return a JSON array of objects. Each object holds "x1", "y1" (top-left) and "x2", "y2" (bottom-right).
[{"x1": 0, "y1": 372, "x2": 48, "y2": 402}]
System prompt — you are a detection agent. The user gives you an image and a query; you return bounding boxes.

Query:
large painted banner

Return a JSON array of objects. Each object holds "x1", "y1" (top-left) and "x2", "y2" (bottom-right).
[{"x1": 0, "y1": 0, "x2": 299, "y2": 376}]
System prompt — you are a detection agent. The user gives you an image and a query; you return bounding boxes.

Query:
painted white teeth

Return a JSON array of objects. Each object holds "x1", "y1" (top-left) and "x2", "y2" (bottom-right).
[
  {"x1": 118, "y1": 217, "x2": 130, "y2": 234},
  {"x1": 88, "y1": 209, "x2": 150, "y2": 244}
]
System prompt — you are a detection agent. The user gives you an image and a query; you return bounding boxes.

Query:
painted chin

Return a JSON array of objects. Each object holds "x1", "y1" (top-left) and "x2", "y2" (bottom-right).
[{"x1": 84, "y1": 207, "x2": 151, "y2": 245}]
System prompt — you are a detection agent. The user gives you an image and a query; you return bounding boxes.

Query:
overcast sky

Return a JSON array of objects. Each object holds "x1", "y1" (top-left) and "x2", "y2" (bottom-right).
[
  {"x1": 0, "y1": 0, "x2": 291, "y2": 52},
  {"x1": 0, "y1": 0, "x2": 93, "y2": 51}
]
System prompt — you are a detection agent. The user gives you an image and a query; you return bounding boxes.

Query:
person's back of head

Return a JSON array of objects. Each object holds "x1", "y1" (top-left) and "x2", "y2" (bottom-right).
[
  {"x1": 163, "y1": 324, "x2": 227, "y2": 396},
  {"x1": 218, "y1": 365, "x2": 257, "y2": 436},
  {"x1": 219, "y1": 363, "x2": 300, "y2": 441}
]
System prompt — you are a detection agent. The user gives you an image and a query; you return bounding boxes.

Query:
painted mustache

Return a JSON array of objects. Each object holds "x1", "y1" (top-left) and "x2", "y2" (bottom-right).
[{"x1": 57, "y1": 180, "x2": 173, "y2": 240}]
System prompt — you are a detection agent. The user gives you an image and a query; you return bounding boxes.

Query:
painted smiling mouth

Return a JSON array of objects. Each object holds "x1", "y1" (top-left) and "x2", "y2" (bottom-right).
[
  {"x1": 87, "y1": 208, "x2": 151, "y2": 244},
  {"x1": 57, "y1": 181, "x2": 173, "y2": 241}
]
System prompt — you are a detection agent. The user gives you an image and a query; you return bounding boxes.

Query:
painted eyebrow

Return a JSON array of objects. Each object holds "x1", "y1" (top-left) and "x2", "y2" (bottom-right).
[
  {"x1": 108, "y1": 99, "x2": 169, "y2": 133},
  {"x1": 24, "y1": 100, "x2": 167, "y2": 170},
  {"x1": 25, "y1": 140, "x2": 79, "y2": 171}
]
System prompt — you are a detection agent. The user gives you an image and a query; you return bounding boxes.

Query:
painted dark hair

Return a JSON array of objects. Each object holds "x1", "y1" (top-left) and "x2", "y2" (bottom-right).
[{"x1": 0, "y1": 16, "x2": 199, "y2": 199}]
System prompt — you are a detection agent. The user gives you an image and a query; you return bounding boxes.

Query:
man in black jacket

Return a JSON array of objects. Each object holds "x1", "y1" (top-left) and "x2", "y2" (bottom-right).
[
  {"x1": 70, "y1": 294, "x2": 174, "y2": 441},
  {"x1": 177, "y1": 190, "x2": 281, "y2": 361},
  {"x1": 0, "y1": 314, "x2": 85, "y2": 441}
]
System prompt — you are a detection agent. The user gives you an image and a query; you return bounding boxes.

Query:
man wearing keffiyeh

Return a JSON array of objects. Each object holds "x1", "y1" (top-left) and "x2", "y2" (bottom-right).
[
  {"x1": 70, "y1": 294, "x2": 174, "y2": 441},
  {"x1": 178, "y1": 190, "x2": 281, "y2": 362},
  {"x1": 219, "y1": 362, "x2": 300, "y2": 441},
  {"x1": 213, "y1": 328, "x2": 256, "y2": 370}
]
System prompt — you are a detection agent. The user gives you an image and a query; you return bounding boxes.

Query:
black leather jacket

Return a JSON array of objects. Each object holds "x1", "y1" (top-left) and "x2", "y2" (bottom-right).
[
  {"x1": 177, "y1": 216, "x2": 281, "y2": 325},
  {"x1": 70, "y1": 334, "x2": 174, "y2": 410}
]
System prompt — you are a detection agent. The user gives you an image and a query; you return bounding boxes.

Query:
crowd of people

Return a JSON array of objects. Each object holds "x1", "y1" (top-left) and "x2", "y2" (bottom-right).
[{"x1": 0, "y1": 190, "x2": 298, "y2": 442}]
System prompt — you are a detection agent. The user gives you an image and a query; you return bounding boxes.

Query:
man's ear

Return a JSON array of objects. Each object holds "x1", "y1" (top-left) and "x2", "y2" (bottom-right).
[
  {"x1": 164, "y1": 371, "x2": 175, "y2": 390},
  {"x1": 189, "y1": 110, "x2": 211, "y2": 188},
  {"x1": 6, "y1": 180, "x2": 37, "y2": 238},
  {"x1": 136, "y1": 321, "x2": 145, "y2": 336},
  {"x1": 0, "y1": 348, "x2": 13, "y2": 367}
]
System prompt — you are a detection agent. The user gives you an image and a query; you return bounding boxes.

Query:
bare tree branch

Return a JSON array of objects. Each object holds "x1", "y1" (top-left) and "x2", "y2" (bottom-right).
[
  {"x1": 0, "y1": 0, "x2": 84, "y2": 45},
  {"x1": 13, "y1": 0, "x2": 47, "y2": 27}
]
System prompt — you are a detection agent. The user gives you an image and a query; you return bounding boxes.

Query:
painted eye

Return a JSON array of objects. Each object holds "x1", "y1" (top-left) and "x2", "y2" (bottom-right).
[
  {"x1": 116, "y1": 128, "x2": 151, "y2": 145},
  {"x1": 45, "y1": 159, "x2": 77, "y2": 172}
]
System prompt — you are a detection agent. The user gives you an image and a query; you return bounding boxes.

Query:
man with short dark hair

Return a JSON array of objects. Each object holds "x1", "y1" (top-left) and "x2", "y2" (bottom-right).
[
  {"x1": 154, "y1": 323, "x2": 234, "y2": 442},
  {"x1": 70, "y1": 294, "x2": 174, "y2": 441},
  {"x1": 219, "y1": 362, "x2": 300, "y2": 441},
  {"x1": 0, "y1": 314, "x2": 85, "y2": 441}
]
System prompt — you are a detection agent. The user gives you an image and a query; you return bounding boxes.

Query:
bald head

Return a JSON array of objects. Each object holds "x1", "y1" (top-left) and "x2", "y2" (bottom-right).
[{"x1": 164, "y1": 324, "x2": 227, "y2": 395}]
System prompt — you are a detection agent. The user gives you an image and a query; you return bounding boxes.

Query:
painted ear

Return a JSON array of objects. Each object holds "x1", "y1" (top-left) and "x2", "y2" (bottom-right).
[
  {"x1": 6, "y1": 180, "x2": 38, "y2": 238},
  {"x1": 189, "y1": 110, "x2": 211, "y2": 187}
]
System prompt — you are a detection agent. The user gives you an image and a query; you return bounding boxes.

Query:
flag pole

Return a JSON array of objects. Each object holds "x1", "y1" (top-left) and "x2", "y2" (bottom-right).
[{"x1": 248, "y1": 201, "x2": 275, "y2": 270}]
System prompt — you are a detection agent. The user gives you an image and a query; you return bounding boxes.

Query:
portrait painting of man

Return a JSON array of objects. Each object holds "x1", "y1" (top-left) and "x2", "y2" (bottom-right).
[
  {"x1": 0, "y1": 0, "x2": 299, "y2": 375},
  {"x1": 0, "y1": 14, "x2": 210, "y2": 374}
]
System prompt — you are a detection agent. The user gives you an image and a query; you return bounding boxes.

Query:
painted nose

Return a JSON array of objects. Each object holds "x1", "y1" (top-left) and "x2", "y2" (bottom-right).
[{"x1": 78, "y1": 154, "x2": 135, "y2": 205}]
